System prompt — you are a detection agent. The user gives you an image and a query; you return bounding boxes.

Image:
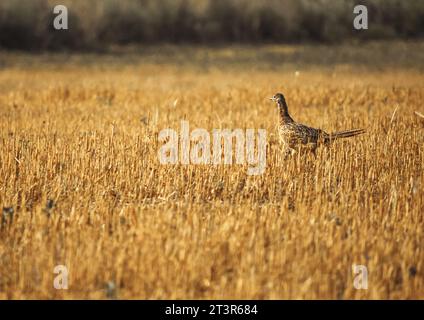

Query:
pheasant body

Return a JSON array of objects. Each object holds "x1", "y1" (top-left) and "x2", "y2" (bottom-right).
[{"x1": 278, "y1": 120, "x2": 327, "y2": 152}]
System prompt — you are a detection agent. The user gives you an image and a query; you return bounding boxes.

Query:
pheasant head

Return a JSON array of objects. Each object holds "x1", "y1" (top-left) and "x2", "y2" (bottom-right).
[{"x1": 270, "y1": 92, "x2": 293, "y2": 122}]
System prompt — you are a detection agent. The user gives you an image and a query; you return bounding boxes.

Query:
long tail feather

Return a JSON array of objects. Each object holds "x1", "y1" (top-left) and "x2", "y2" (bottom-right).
[{"x1": 327, "y1": 128, "x2": 365, "y2": 141}]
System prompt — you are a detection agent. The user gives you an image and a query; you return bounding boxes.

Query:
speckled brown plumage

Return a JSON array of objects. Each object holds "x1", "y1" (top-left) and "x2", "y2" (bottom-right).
[{"x1": 270, "y1": 93, "x2": 365, "y2": 155}]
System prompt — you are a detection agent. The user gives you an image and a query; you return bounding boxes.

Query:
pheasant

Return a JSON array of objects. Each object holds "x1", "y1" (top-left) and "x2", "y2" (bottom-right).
[{"x1": 270, "y1": 93, "x2": 365, "y2": 156}]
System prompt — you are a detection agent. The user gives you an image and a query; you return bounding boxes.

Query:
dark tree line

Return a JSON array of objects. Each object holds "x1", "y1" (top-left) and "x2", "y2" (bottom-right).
[{"x1": 0, "y1": 0, "x2": 423, "y2": 51}]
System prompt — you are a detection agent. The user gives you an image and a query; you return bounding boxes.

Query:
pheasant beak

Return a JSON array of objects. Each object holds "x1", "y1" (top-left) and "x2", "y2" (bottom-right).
[{"x1": 269, "y1": 97, "x2": 276, "y2": 101}]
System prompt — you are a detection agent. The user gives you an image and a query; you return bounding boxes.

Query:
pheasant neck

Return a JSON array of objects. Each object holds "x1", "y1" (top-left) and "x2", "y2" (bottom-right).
[{"x1": 279, "y1": 101, "x2": 294, "y2": 123}]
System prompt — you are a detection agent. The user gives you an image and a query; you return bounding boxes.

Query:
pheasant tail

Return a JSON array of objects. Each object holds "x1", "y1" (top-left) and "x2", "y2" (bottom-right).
[{"x1": 327, "y1": 128, "x2": 365, "y2": 141}]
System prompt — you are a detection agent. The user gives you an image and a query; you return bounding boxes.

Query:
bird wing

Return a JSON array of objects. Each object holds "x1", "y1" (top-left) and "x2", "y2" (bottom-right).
[{"x1": 280, "y1": 122, "x2": 328, "y2": 146}]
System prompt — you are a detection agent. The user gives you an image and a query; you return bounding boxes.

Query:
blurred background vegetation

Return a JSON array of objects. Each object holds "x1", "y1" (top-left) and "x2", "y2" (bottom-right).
[{"x1": 1, "y1": 0, "x2": 424, "y2": 51}]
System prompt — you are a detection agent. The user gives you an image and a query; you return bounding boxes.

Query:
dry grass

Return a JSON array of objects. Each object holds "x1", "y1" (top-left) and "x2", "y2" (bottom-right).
[{"x1": 0, "y1": 43, "x2": 423, "y2": 299}]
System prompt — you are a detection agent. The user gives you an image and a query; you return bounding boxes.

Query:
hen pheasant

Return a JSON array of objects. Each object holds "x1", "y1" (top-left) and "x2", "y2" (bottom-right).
[{"x1": 270, "y1": 93, "x2": 365, "y2": 156}]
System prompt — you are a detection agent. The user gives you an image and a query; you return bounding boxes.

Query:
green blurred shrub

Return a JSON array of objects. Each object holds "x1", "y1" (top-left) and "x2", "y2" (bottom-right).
[{"x1": 0, "y1": 0, "x2": 423, "y2": 50}]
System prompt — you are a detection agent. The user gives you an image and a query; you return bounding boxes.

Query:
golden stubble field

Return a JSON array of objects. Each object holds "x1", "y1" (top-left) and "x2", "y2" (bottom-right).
[{"x1": 0, "y1": 43, "x2": 423, "y2": 299}]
